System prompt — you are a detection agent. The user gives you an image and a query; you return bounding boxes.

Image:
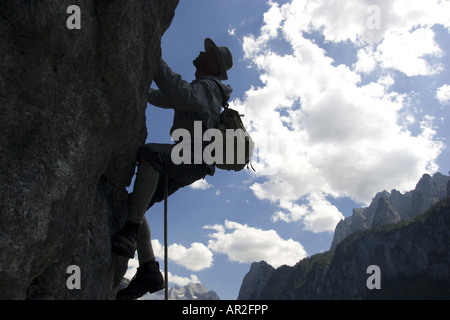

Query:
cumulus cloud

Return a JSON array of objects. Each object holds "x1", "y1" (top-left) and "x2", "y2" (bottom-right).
[
  {"x1": 167, "y1": 272, "x2": 200, "y2": 287},
  {"x1": 152, "y1": 239, "x2": 213, "y2": 272},
  {"x1": 231, "y1": 0, "x2": 446, "y2": 232},
  {"x1": 274, "y1": 0, "x2": 450, "y2": 45},
  {"x1": 436, "y1": 84, "x2": 450, "y2": 105},
  {"x1": 272, "y1": 193, "x2": 344, "y2": 233},
  {"x1": 189, "y1": 179, "x2": 212, "y2": 190},
  {"x1": 204, "y1": 220, "x2": 307, "y2": 268},
  {"x1": 374, "y1": 27, "x2": 443, "y2": 76}
]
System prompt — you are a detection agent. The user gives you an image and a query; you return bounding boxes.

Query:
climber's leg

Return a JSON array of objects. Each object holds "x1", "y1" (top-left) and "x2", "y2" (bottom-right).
[
  {"x1": 116, "y1": 218, "x2": 164, "y2": 300},
  {"x1": 127, "y1": 164, "x2": 159, "y2": 224},
  {"x1": 136, "y1": 218, "x2": 156, "y2": 264},
  {"x1": 112, "y1": 163, "x2": 159, "y2": 258}
]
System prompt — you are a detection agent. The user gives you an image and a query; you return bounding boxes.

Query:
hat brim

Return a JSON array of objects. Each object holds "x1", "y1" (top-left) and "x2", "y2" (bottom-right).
[{"x1": 204, "y1": 38, "x2": 228, "y2": 80}]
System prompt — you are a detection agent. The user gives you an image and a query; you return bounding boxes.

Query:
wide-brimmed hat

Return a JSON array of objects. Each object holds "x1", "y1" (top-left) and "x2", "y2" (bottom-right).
[{"x1": 204, "y1": 38, "x2": 233, "y2": 80}]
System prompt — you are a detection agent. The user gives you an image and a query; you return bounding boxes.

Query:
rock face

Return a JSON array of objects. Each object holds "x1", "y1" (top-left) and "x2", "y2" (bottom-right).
[
  {"x1": 331, "y1": 173, "x2": 450, "y2": 249},
  {"x1": 0, "y1": 0, "x2": 179, "y2": 299},
  {"x1": 237, "y1": 261, "x2": 274, "y2": 300}
]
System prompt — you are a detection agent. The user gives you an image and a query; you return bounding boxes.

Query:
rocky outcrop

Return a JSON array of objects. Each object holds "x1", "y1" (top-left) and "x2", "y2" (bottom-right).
[
  {"x1": 0, "y1": 0, "x2": 179, "y2": 299},
  {"x1": 239, "y1": 195, "x2": 450, "y2": 300},
  {"x1": 331, "y1": 173, "x2": 450, "y2": 249},
  {"x1": 237, "y1": 261, "x2": 275, "y2": 300},
  {"x1": 371, "y1": 197, "x2": 401, "y2": 228}
]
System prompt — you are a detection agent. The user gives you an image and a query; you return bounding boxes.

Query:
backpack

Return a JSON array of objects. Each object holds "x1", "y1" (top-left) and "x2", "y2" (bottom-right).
[{"x1": 212, "y1": 81, "x2": 255, "y2": 171}]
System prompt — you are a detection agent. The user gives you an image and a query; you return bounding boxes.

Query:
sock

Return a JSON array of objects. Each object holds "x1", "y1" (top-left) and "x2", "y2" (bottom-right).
[
  {"x1": 127, "y1": 164, "x2": 159, "y2": 224},
  {"x1": 137, "y1": 218, "x2": 156, "y2": 265}
]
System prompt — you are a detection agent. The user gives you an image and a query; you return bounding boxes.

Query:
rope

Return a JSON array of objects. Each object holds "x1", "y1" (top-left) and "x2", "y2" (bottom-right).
[{"x1": 164, "y1": 174, "x2": 169, "y2": 300}]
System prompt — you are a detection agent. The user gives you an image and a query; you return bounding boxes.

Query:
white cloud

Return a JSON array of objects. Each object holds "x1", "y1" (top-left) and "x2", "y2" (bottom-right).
[
  {"x1": 167, "y1": 272, "x2": 200, "y2": 287},
  {"x1": 204, "y1": 220, "x2": 307, "y2": 268},
  {"x1": 272, "y1": 193, "x2": 344, "y2": 233},
  {"x1": 228, "y1": 27, "x2": 236, "y2": 36},
  {"x1": 375, "y1": 27, "x2": 443, "y2": 76},
  {"x1": 354, "y1": 45, "x2": 377, "y2": 74},
  {"x1": 233, "y1": 0, "x2": 445, "y2": 231},
  {"x1": 301, "y1": 193, "x2": 345, "y2": 233},
  {"x1": 261, "y1": 0, "x2": 283, "y2": 40},
  {"x1": 244, "y1": 0, "x2": 449, "y2": 77},
  {"x1": 279, "y1": 0, "x2": 450, "y2": 45},
  {"x1": 189, "y1": 179, "x2": 212, "y2": 190},
  {"x1": 355, "y1": 28, "x2": 444, "y2": 76},
  {"x1": 152, "y1": 239, "x2": 213, "y2": 272},
  {"x1": 436, "y1": 84, "x2": 450, "y2": 105}
]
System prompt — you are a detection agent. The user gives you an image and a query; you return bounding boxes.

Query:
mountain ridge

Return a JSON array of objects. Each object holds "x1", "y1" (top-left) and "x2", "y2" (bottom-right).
[
  {"x1": 331, "y1": 172, "x2": 450, "y2": 249},
  {"x1": 238, "y1": 172, "x2": 450, "y2": 300},
  {"x1": 137, "y1": 283, "x2": 220, "y2": 300}
]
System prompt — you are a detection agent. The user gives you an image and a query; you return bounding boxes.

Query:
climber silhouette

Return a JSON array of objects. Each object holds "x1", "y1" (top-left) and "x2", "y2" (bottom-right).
[{"x1": 112, "y1": 38, "x2": 233, "y2": 300}]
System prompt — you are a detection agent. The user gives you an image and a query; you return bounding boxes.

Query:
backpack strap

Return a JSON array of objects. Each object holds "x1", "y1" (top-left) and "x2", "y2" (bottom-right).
[{"x1": 210, "y1": 79, "x2": 230, "y2": 109}]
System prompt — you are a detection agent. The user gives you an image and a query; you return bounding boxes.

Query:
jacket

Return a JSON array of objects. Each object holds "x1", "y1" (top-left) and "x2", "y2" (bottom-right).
[{"x1": 147, "y1": 58, "x2": 233, "y2": 141}]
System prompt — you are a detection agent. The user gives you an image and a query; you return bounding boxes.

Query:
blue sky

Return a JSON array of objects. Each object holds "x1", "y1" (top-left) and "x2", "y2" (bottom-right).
[{"x1": 125, "y1": 0, "x2": 450, "y2": 300}]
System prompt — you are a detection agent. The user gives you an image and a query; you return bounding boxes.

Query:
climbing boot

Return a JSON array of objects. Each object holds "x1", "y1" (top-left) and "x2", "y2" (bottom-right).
[
  {"x1": 112, "y1": 221, "x2": 140, "y2": 259},
  {"x1": 116, "y1": 261, "x2": 165, "y2": 300}
]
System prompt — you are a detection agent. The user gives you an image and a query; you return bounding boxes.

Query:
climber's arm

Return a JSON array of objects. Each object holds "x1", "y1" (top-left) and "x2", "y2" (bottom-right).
[
  {"x1": 153, "y1": 58, "x2": 208, "y2": 113},
  {"x1": 147, "y1": 88, "x2": 172, "y2": 109}
]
